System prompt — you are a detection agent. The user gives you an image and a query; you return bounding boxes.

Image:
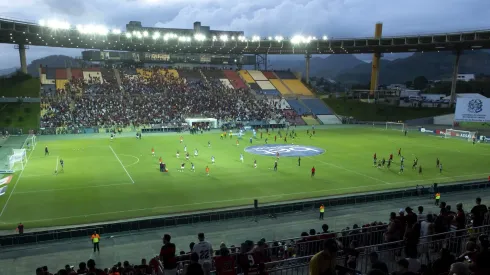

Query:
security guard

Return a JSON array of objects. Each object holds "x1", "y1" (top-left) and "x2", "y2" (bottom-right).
[
  {"x1": 319, "y1": 204, "x2": 325, "y2": 220},
  {"x1": 435, "y1": 192, "x2": 441, "y2": 206},
  {"x1": 91, "y1": 231, "x2": 100, "y2": 252}
]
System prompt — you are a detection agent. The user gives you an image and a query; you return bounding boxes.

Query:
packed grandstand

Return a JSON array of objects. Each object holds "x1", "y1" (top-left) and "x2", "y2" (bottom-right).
[{"x1": 39, "y1": 65, "x2": 340, "y2": 132}]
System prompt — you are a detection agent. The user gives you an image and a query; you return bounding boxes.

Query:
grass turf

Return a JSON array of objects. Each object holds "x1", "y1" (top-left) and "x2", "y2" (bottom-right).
[{"x1": 0, "y1": 127, "x2": 489, "y2": 230}]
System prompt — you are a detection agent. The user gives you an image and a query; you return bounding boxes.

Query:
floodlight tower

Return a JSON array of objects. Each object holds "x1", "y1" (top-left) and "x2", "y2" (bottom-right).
[
  {"x1": 305, "y1": 51, "x2": 311, "y2": 84},
  {"x1": 15, "y1": 44, "x2": 29, "y2": 74},
  {"x1": 369, "y1": 22, "x2": 383, "y2": 96}
]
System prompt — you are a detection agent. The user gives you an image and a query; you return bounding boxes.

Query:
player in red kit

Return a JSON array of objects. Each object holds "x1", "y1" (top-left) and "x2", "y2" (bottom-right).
[
  {"x1": 311, "y1": 166, "x2": 316, "y2": 177},
  {"x1": 398, "y1": 148, "x2": 401, "y2": 156},
  {"x1": 274, "y1": 135, "x2": 277, "y2": 142},
  {"x1": 389, "y1": 153, "x2": 393, "y2": 161}
]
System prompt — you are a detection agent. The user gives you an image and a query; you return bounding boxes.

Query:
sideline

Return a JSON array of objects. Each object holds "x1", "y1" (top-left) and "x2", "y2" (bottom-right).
[{"x1": 109, "y1": 146, "x2": 135, "y2": 184}]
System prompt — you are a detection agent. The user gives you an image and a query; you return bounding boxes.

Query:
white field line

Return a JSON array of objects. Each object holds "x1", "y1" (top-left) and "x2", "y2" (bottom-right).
[
  {"x1": 0, "y1": 143, "x2": 36, "y2": 218},
  {"x1": 109, "y1": 145, "x2": 135, "y2": 184},
  {"x1": 306, "y1": 157, "x2": 390, "y2": 184},
  {"x1": 3, "y1": 172, "x2": 488, "y2": 225},
  {"x1": 55, "y1": 156, "x2": 59, "y2": 172}
]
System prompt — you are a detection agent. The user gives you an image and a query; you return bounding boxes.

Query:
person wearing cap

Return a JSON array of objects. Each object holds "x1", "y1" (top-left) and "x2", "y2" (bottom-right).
[
  {"x1": 91, "y1": 231, "x2": 100, "y2": 252},
  {"x1": 309, "y1": 239, "x2": 338, "y2": 275},
  {"x1": 319, "y1": 204, "x2": 325, "y2": 220}
]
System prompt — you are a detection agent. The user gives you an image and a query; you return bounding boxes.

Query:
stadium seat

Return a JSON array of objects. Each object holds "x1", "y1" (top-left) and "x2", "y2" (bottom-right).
[
  {"x1": 55, "y1": 68, "x2": 67, "y2": 79},
  {"x1": 249, "y1": 83, "x2": 261, "y2": 91},
  {"x1": 270, "y1": 79, "x2": 292, "y2": 95},
  {"x1": 286, "y1": 99, "x2": 308, "y2": 115},
  {"x1": 55, "y1": 79, "x2": 68, "y2": 90},
  {"x1": 71, "y1": 68, "x2": 83, "y2": 79},
  {"x1": 239, "y1": 70, "x2": 255, "y2": 83},
  {"x1": 46, "y1": 68, "x2": 56, "y2": 80},
  {"x1": 82, "y1": 70, "x2": 103, "y2": 84},
  {"x1": 302, "y1": 115, "x2": 319, "y2": 125},
  {"x1": 223, "y1": 70, "x2": 247, "y2": 89},
  {"x1": 274, "y1": 71, "x2": 297, "y2": 79},
  {"x1": 301, "y1": 98, "x2": 333, "y2": 115},
  {"x1": 100, "y1": 68, "x2": 117, "y2": 84},
  {"x1": 262, "y1": 71, "x2": 277, "y2": 79},
  {"x1": 247, "y1": 70, "x2": 267, "y2": 81},
  {"x1": 283, "y1": 109, "x2": 306, "y2": 125},
  {"x1": 177, "y1": 69, "x2": 202, "y2": 81},
  {"x1": 283, "y1": 80, "x2": 313, "y2": 96},
  {"x1": 202, "y1": 70, "x2": 225, "y2": 79},
  {"x1": 219, "y1": 79, "x2": 234, "y2": 89}
]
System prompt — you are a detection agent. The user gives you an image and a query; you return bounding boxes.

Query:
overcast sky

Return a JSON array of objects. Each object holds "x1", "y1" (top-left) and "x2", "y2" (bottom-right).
[{"x1": 0, "y1": 0, "x2": 489, "y2": 69}]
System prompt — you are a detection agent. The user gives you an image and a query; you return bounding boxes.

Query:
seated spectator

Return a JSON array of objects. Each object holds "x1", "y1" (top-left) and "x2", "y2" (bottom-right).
[
  {"x1": 431, "y1": 248, "x2": 455, "y2": 275},
  {"x1": 309, "y1": 239, "x2": 338, "y2": 275},
  {"x1": 457, "y1": 241, "x2": 478, "y2": 263},
  {"x1": 215, "y1": 247, "x2": 236, "y2": 275},
  {"x1": 87, "y1": 259, "x2": 106, "y2": 275},
  {"x1": 136, "y1": 258, "x2": 151, "y2": 275},
  {"x1": 449, "y1": 262, "x2": 470, "y2": 275},
  {"x1": 77, "y1": 262, "x2": 88, "y2": 274},
  {"x1": 185, "y1": 252, "x2": 204, "y2": 275},
  {"x1": 392, "y1": 259, "x2": 416, "y2": 275}
]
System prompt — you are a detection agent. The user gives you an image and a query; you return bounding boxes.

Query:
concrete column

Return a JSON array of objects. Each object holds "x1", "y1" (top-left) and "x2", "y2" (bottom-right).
[
  {"x1": 369, "y1": 22, "x2": 383, "y2": 96},
  {"x1": 305, "y1": 53, "x2": 311, "y2": 84},
  {"x1": 450, "y1": 50, "x2": 462, "y2": 108},
  {"x1": 18, "y1": 44, "x2": 27, "y2": 74}
]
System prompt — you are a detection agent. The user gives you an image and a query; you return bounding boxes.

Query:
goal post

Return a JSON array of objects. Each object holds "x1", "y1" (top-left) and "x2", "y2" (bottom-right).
[
  {"x1": 386, "y1": 122, "x2": 405, "y2": 131},
  {"x1": 9, "y1": 149, "x2": 27, "y2": 171},
  {"x1": 22, "y1": 134, "x2": 37, "y2": 151},
  {"x1": 444, "y1": 129, "x2": 476, "y2": 141}
]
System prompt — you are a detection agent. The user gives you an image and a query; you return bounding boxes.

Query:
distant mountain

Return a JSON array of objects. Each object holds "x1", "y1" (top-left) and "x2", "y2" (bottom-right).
[
  {"x1": 269, "y1": 54, "x2": 364, "y2": 78},
  {"x1": 26, "y1": 55, "x2": 82, "y2": 77},
  {"x1": 336, "y1": 51, "x2": 490, "y2": 84},
  {"x1": 0, "y1": 67, "x2": 18, "y2": 77}
]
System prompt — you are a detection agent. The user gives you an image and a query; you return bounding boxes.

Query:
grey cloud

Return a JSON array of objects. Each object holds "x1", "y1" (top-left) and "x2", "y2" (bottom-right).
[{"x1": 42, "y1": 0, "x2": 86, "y2": 17}]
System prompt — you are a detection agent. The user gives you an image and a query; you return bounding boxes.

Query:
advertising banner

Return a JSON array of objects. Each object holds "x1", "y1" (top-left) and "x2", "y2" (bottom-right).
[{"x1": 455, "y1": 98, "x2": 490, "y2": 122}]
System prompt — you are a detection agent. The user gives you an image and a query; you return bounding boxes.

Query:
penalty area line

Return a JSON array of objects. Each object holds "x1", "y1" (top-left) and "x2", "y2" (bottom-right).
[{"x1": 109, "y1": 145, "x2": 135, "y2": 184}]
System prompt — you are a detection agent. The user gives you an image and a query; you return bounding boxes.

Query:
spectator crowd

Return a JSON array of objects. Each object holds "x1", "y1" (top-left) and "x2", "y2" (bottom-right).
[{"x1": 33, "y1": 196, "x2": 490, "y2": 275}]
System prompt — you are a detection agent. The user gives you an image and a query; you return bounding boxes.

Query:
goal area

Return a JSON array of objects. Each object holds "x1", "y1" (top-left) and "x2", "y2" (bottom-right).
[
  {"x1": 3, "y1": 135, "x2": 36, "y2": 172},
  {"x1": 386, "y1": 122, "x2": 405, "y2": 131},
  {"x1": 444, "y1": 129, "x2": 476, "y2": 141}
]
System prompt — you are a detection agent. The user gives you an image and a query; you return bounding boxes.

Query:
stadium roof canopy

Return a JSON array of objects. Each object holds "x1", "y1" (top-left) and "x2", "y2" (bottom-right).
[{"x1": 1, "y1": 18, "x2": 490, "y2": 55}]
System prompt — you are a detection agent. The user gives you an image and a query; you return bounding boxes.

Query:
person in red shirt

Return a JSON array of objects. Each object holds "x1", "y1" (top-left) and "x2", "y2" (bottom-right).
[
  {"x1": 160, "y1": 234, "x2": 178, "y2": 274},
  {"x1": 149, "y1": 255, "x2": 162, "y2": 274},
  {"x1": 215, "y1": 247, "x2": 236, "y2": 275},
  {"x1": 248, "y1": 241, "x2": 271, "y2": 274},
  {"x1": 389, "y1": 153, "x2": 393, "y2": 161},
  {"x1": 311, "y1": 167, "x2": 315, "y2": 177}
]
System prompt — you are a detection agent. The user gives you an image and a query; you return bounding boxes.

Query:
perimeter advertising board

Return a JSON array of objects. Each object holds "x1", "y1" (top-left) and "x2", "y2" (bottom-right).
[{"x1": 454, "y1": 98, "x2": 490, "y2": 122}]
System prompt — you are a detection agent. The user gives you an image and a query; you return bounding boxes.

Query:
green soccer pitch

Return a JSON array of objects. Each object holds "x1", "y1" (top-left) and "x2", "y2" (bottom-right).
[{"x1": 0, "y1": 127, "x2": 489, "y2": 230}]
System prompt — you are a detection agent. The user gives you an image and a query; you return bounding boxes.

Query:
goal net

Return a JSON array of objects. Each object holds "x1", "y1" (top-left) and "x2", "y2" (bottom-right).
[
  {"x1": 444, "y1": 129, "x2": 476, "y2": 141},
  {"x1": 386, "y1": 122, "x2": 405, "y2": 131},
  {"x1": 9, "y1": 149, "x2": 27, "y2": 171},
  {"x1": 22, "y1": 134, "x2": 37, "y2": 151}
]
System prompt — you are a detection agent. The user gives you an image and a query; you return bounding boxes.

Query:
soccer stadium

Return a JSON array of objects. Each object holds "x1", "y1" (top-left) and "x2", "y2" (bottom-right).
[{"x1": 1, "y1": 13, "x2": 490, "y2": 275}]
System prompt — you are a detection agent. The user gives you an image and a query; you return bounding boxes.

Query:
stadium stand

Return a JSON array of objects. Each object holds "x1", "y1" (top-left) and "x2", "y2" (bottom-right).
[
  {"x1": 46, "y1": 68, "x2": 56, "y2": 80},
  {"x1": 282, "y1": 79, "x2": 314, "y2": 96},
  {"x1": 317, "y1": 114, "x2": 342, "y2": 124},
  {"x1": 286, "y1": 98, "x2": 309, "y2": 115},
  {"x1": 248, "y1": 70, "x2": 268, "y2": 81},
  {"x1": 83, "y1": 70, "x2": 103, "y2": 84},
  {"x1": 100, "y1": 68, "x2": 117, "y2": 84},
  {"x1": 256, "y1": 80, "x2": 281, "y2": 96},
  {"x1": 55, "y1": 68, "x2": 67, "y2": 79},
  {"x1": 202, "y1": 69, "x2": 225, "y2": 79},
  {"x1": 223, "y1": 70, "x2": 247, "y2": 89},
  {"x1": 249, "y1": 82, "x2": 261, "y2": 92},
  {"x1": 269, "y1": 79, "x2": 292, "y2": 95},
  {"x1": 177, "y1": 68, "x2": 202, "y2": 81},
  {"x1": 239, "y1": 70, "x2": 255, "y2": 83},
  {"x1": 40, "y1": 73, "x2": 55, "y2": 85},
  {"x1": 262, "y1": 71, "x2": 277, "y2": 79},
  {"x1": 219, "y1": 78, "x2": 233, "y2": 89},
  {"x1": 301, "y1": 98, "x2": 333, "y2": 115},
  {"x1": 283, "y1": 109, "x2": 306, "y2": 125},
  {"x1": 71, "y1": 68, "x2": 83, "y2": 79},
  {"x1": 302, "y1": 115, "x2": 319, "y2": 125},
  {"x1": 274, "y1": 71, "x2": 296, "y2": 79},
  {"x1": 55, "y1": 79, "x2": 68, "y2": 90}
]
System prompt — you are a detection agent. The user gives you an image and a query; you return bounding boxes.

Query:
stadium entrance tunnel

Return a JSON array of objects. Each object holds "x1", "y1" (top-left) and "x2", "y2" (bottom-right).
[{"x1": 244, "y1": 144, "x2": 325, "y2": 157}]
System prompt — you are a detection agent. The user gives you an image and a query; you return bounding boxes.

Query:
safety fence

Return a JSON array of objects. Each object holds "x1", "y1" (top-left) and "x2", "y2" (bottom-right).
[{"x1": 1, "y1": 180, "x2": 489, "y2": 246}]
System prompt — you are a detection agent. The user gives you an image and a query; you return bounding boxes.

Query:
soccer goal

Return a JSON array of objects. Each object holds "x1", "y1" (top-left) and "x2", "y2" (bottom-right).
[
  {"x1": 444, "y1": 129, "x2": 476, "y2": 141},
  {"x1": 22, "y1": 134, "x2": 37, "y2": 151},
  {"x1": 8, "y1": 149, "x2": 27, "y2": 171},
  {"x1": 386, "y1": 122, "x2": 405, "y2": 131}
]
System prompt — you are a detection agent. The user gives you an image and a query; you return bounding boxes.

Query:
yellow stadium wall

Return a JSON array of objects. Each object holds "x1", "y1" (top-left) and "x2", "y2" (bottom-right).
[
  {"x1": 55, "y1": 79, "x2": 68, "y2": 90},
  {"x1": 239, "y1": 70, "x2": 255, "y2": 83},
  {"x1": 270, "y1": 79, "x2": 292, "y2": 95},
  {"x1": 283, "y1": 80, "x2": 313, "y2": 96}
]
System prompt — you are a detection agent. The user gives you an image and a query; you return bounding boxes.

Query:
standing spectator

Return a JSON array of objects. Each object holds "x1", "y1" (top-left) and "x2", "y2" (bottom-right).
[
  {"x1": 309, "y1": 239, "x2": 338, "y2": 275},
  {"x1": 369, "y1": 252, "x2": 388, "y2": 274},
  {"x1": 455, "y1": 203, "x2": 466, "y2": 230},
  {"x1": 419, "y1": 214, "x2": 434, "y2": 263},
  {"x1": 417, "y1": 206, "x2": 426, "y2": 221},
  {"x1": 91, "y1": 231, "x2": 100, "y2": 252},
  {"x1": 16, "y1": 222, "x2": 24, "y2": 234},
  {"x1": 405, "y1": 207, "x2": 417, "y2": 225},
  {"x1": 185, "y1": 252, "x2": 204, "y2": 275},
  {"x1": 160, "y1": 234, "x2": 177, "y2": 275},
  {"x1": 215, "y1": 247, "x2": 236, "y2": 275},
  {"x1": 192, "y1": 233, "x2": 213, "y2": 275},
  {"x1": 471, "y1": 197, "x2": 488, "y2": 227}
]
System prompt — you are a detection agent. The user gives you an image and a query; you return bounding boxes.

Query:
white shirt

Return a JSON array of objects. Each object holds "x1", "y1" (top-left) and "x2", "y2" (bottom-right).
[{"x1": 192, "y1": 241, "x2": 213, "y2": 264}]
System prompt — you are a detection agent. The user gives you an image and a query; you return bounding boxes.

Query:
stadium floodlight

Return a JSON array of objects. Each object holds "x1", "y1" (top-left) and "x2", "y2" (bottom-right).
[
  {"x1": 76, "y1": 24, "x2": 109, "y2": 35},
  {"x1": 219, "y1": 35, "x2": 229, "y2": 42},
  {"x1": 291, "y1": 35, "x2": 312, "y2": 44},
  {"x1": 125, "y1": 33, "x2": 132, "y2": 38},
  {"x1": 41, "y1": 19, "x2": 70, "y2": 30},
  {"x1": 268, "y1": 36, "x2": 272, "y2": 40},
  {"x1": 231, "y1": 36, "x2": 235, "y2": 40},
  {"x1": 112, "y1": 29, "x2": 121, "y2": 35},
  {"x1": 194, "y1": 33, "x2": 206, "y2": 41},
  {"x1": 237, "y1": 35, "x2": 246, "y2": 42},
  {"x1": 152, "y1": 32, "x2": 160, "y2": 40},
  {"x1": 251, "y1": 35, "x2": 260, "y2": 42},
  {"x1": 143, "y1": 31, "x2": 149, "y2": 37},
  {"x1": 135, "y1": 31, "x2": 143, "y2": 39},
  {"x1": 163, "y1": 33, "x2": 178, "y2": 41},
  {"x1": 275, "y1": 36, "x2": 284, "y2": 42},
  {"x1": 212, "y1": 35, "x2": 217, "y2": 41},
  {"x1": 322, "y1": 35, "x2": 328, "y2": 40},
  {"x1": 178, "y1": 36, "x2": 191, "y2": 42}
]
